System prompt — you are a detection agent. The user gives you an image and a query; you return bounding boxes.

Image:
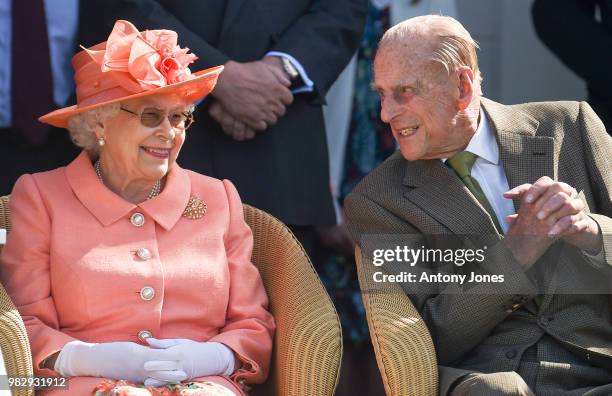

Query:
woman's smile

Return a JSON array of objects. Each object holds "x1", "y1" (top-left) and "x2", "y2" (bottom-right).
[{"x1": 140, "y1": 146, "x2": 171, "y2": 159}]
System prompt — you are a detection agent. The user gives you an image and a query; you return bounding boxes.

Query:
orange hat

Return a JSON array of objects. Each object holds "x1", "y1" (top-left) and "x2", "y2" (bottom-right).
[{"x1": 39, "y1": 20, "x2": 223, "y2": 128}]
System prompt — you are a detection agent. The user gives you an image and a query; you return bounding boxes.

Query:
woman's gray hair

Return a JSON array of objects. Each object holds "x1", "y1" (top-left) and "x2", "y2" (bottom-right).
[{"x1": 67, "y1": 103, "x2": 120, "y2": 154}]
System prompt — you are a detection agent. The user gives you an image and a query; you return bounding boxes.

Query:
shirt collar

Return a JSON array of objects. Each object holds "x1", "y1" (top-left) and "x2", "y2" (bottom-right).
[
  {"x1": 464, "y1": 107, "x2": 499, "y2": 165},
  {"x1": 66, "y1": 151, "x2": 191, "y2": 230}
]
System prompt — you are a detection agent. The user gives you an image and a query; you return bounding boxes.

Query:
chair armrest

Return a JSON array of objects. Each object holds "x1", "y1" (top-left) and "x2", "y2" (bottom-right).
[
  {"x1": 244, "y1": 205, "x2": 342, "y2": 396},
  {"x1": 0, "y1": 282, "x2": 34, "y2": 396},
  {"x1": 355, "y1": 245, "x2": 438, "y2": 396},
  {"x1": 0, "y1": 194, "x2": 35, "y2": 395},
  {"x1": 0, "y1": 196, "x2": 10, "y2": 234}
]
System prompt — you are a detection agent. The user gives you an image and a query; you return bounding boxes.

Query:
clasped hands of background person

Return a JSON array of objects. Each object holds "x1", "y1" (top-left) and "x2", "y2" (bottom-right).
[
  {"x1": 54, "y1": 338, "x2": 236, "y2": 387},
  {"x1": 209, "y1": 57, "x2": 294, "y2": 141},
  {"x1": 503, "y1": 176, "x2": 602, "y2": 269}
]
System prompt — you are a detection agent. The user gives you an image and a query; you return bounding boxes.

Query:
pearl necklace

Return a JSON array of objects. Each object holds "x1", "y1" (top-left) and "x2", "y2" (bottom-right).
[{"x1": 94, "y1": 160, "x2": 161, "y2": 200}]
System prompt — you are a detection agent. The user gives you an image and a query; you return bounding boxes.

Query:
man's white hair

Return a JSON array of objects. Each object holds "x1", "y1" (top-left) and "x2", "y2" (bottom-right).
[{"x1": 379, "y1": 15, "x2": 483, "y2": 93}]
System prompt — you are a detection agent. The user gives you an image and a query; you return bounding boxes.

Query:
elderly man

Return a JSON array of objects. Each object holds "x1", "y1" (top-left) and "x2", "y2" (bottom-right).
[{"x1": 345, "y1": 15, "x2": 612, "y2": 396}]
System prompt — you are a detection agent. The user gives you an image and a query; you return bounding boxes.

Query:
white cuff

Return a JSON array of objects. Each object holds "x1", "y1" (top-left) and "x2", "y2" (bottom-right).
[{"x1": 265, "y1": 51, "x2": 314, "y2": 93}]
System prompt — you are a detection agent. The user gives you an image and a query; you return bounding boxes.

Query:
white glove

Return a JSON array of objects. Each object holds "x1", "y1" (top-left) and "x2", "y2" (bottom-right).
[
  {"x1": 143, "y1": 338, "x2": 236, "y2": 387},
  {"x1": 54, "y1": 340, "x2": 186, "y2": 385}
]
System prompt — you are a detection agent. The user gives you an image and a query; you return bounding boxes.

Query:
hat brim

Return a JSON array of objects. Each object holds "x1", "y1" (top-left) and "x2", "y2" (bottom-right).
[{"x1": 39, "y1": 65, "x2": 224, "y2": 128}]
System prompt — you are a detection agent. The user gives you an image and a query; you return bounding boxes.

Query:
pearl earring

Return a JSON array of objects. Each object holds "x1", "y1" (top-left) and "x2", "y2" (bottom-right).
[{"x1": 97, "y1": 136, "x2": 106, "y2": 146}]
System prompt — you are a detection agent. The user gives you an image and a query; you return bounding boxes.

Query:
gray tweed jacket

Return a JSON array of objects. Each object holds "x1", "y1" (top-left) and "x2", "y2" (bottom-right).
[{"x1": 345, "y1": 98, "x2": 612, "y2": 395}]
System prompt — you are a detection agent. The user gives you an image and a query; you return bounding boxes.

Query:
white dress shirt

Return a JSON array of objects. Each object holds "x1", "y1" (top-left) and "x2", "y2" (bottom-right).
[
  {"x1": 463, "y1": 108, "x2": 515, "y2": 234},
  {"x1": 0, "y1": 0, "x2": 79, "y2": 127}
]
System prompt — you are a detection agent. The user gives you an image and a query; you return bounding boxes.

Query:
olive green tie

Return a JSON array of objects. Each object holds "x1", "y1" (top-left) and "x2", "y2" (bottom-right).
[
  {"x1": 447, "y1": 151, "x2": 503, "y2": 234},
  {"x1": 448, "y1": 153, "x2": 542, "y2": 307}
]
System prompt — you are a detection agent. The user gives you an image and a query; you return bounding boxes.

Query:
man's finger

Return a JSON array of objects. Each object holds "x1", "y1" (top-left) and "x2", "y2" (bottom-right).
[
  {"x1": 208, "y1": 103, "x2": 223, "y2": 124},
  {"x1": 270, "y1": 103, "x2": 287, "y2": 118},
  {"x1": 219, "y1": 109, "x2": 238, "y2": 136},
  {"x1": 506, "y1": 214, "x2": 519, "y2": 224},
  {"x1": 548, "y1": 214, "x2": 583, "y2": 236},
  {"x1": 503, "y1": 183, "x2": 532, "y2": 198},
  {"x1": 532, "y1": 182, "x2": 576, "y2": 213},
  {"x1": 278, "y1": 86, "x2": 294, "y2": 106},
  {"x1": 232, "y1": 131, "x2": 245, "y2": 141},
  {"x1": 263, "y1": 111, "x2": 278, "y2": 126},
  {"x1": 211, "y1": 103, "x2": 233, "y2": 135},
  {"x1": 537, "y1": 192, "x2": 584, "y2": 221},
  {"x1": 523, "y1": 176, "x2": 555, "y2": 203},
  {"x1": 244, "y1": 127, "x2": 256, "y2": 140},
  {"x1": 233, "y1": 118, "x2": 246, "y2": 135},
  {"x1": 246, "y1": 119, "x2": 267, "y2": 131}
]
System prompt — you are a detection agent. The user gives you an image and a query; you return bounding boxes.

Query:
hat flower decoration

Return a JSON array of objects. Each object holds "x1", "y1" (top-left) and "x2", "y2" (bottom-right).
[{"x1": 39, "y1": 20, "x2": 223, "y2": 128}]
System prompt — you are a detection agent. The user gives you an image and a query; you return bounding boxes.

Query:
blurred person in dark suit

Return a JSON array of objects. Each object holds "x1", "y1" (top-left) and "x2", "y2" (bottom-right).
[
  {"x1": 77, "y1": 0, "x2": 367, "y2": 255},
  {"x1": 533, "y1": 0, "x2": 612, "y2": 135},
  {"x1": 0, "y1": 0, "x2": 81, "y2": 194}
]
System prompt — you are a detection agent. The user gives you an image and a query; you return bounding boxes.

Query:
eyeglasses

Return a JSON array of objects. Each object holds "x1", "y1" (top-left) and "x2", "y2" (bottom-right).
[{"x1": 120, "y1": 107, "x2": 195, "y2": 130}]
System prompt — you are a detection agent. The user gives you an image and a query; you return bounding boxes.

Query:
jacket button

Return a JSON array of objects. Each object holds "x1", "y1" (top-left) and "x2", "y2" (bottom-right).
[
  {"x1": 504, "y1": 303, "x2": 521, "y2": 313},
  {"x1": 136, "y1": 247, "x2": 151, "y2": 260},
  {"x1": 506, "y1": 349, "x2": 517, "y2": 359},
  {"x1": 130, "y1": 212, "x2": 145, "y2": 227},
  {"x1": 138, "y1": 330, "x2": 152, "y2": 342},
  {"x1": 140, "y1": 286, "x2": 155, "y2": 301},
  {"x1": 539, "y1": 316, "x2": 549, "y2": 327}
]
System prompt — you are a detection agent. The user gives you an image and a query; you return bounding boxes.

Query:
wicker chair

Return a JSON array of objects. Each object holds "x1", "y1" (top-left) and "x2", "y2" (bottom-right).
[
  {"x1": 243, "y1": 204, "x2": 342, "y2": 396},
  {"x1": 355, "y1": 245, "x2": 438, "y2": 396},
  {"x1": 0, "y1": 195, "x2": 342, "y2": 396},
  {"x1": 0, "y1": 196, "x2": 32, "y2": 396}
]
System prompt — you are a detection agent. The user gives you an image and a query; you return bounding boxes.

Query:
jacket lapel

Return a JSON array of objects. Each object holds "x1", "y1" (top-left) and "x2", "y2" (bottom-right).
[
  {"x1": 482, "y1": 98, "x2": 555, "y2": 212},
  {"x1": 403, "y1": 160, "x2": 501, "y2": 236},
  {"x1": 220, "y1": 0, "x2": 246, "y2": 37}
]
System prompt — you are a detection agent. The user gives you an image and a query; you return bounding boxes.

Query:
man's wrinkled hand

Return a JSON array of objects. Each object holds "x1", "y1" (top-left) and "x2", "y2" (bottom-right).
[
  {"x1": 504, "y1": 176, "x2": 602, "y2": 258},
  {"x1": 209, "y1": 102, "x2": 256, "y2": 141},
  {"x1": 502, "y1": 187, "x2": 556, "y2": 269},
  {"x1": 212, "y1": 60, "x2": 293, "y2": 130}
]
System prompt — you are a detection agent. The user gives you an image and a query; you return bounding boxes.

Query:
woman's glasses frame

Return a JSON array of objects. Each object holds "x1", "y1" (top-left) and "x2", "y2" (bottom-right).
[{"x1": 120, "y1": 106, "x2": 195, "y2": 131}]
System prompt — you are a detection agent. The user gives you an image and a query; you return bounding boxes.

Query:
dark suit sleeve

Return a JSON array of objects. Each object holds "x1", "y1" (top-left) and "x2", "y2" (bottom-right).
[
  {"x1": 578, "y1": 101, "x2": 612, "y2": 270},
  {"x1": 269, "y1": 0, "x2": 367, "y2": 99},
  {"x1": 344, "y1": 191, "x2": 538, "y2": 365},
  {"x1": 79, "y1": 0, "x2": 229, "y2": 70},
  {"x1": 532, "y1": 0, "x2": 612, "y2": 88}
]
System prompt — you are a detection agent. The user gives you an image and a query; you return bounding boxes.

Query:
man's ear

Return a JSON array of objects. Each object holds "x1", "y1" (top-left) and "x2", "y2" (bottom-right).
[{"x1": 456, "y1": 66, "x2": 475, "y2": 111}]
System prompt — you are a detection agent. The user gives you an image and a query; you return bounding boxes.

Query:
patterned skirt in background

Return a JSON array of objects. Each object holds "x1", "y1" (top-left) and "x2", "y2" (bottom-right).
[{"x1": 322, "y1": 2, "x2": 396, "y2": 345}]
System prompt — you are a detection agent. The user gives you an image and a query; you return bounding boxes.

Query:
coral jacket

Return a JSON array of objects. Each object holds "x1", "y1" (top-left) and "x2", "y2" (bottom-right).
[{"x1": 0, "y1": 151, "x2": 275, "y2": 389}]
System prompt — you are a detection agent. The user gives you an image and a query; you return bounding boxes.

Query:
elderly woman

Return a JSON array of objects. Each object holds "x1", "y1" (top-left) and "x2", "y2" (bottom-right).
[{"x1": 0, "y1": 20, "x2": 274, "y2": 396}]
